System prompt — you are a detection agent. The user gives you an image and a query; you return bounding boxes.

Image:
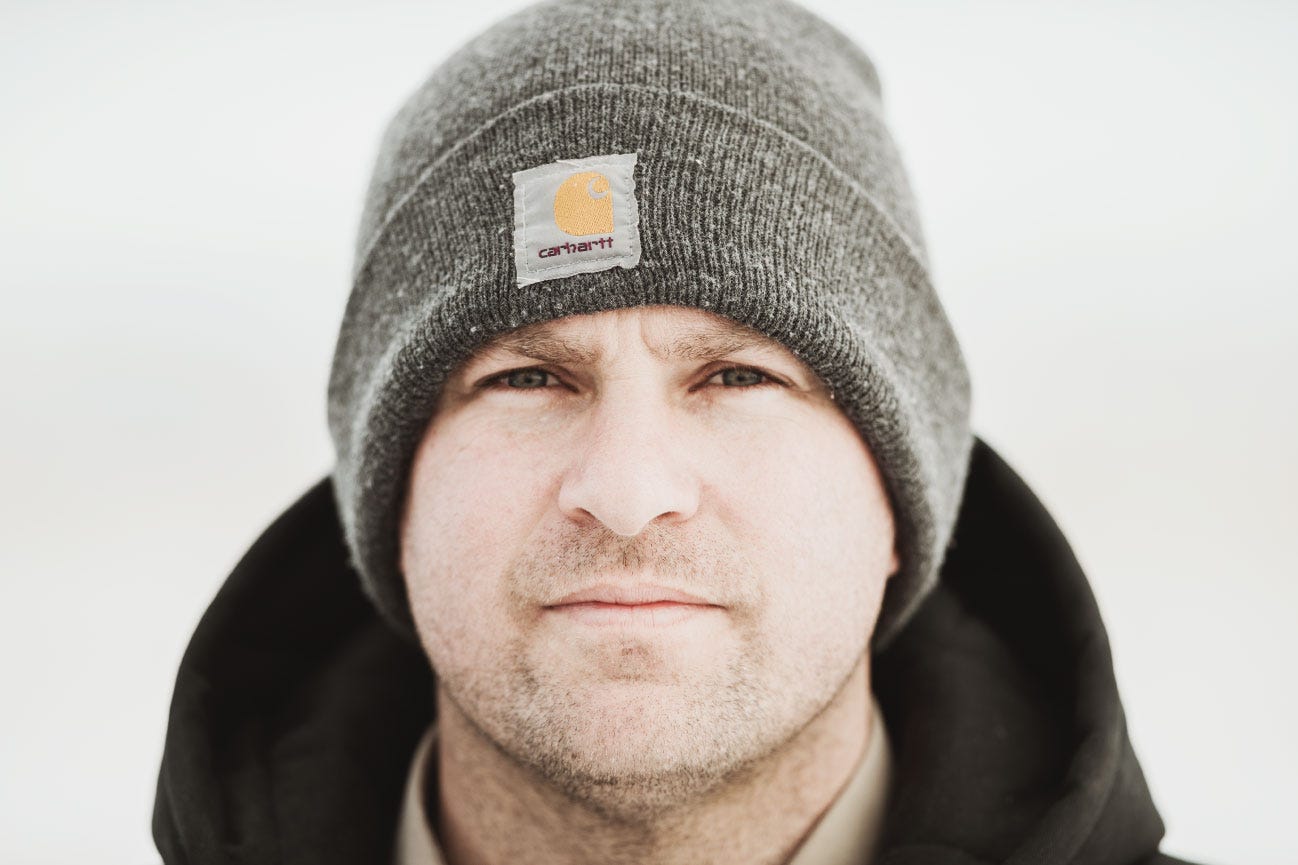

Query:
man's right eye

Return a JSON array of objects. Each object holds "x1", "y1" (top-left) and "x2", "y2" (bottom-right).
[{"x1": 479, "y1": 367, "x2": 560, "y2": 391}]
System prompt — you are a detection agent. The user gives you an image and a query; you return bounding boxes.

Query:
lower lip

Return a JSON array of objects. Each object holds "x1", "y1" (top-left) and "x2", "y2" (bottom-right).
[{"x1": 545, "y1": 602, "x2": 719, "y2": 627}]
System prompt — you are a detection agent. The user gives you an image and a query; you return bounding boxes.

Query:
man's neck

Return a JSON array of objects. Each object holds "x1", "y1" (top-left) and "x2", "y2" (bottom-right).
[{"x1": 429, "y1": 659, "x2": 874, "y2": 865}]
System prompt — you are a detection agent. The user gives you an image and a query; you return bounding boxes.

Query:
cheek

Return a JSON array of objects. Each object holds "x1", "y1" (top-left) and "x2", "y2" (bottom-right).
[
  {"x1": 401, "y1": 422, "x2": 552, "y2": 670},
  {"x1": 720, "y1": 415, "x2": 893, "y2": 656}
]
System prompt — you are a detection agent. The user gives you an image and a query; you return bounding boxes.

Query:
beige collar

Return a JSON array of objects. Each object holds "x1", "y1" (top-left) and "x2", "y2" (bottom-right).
[{"x1": 394, "y1": 688, "x2": 893, "y2": 865}]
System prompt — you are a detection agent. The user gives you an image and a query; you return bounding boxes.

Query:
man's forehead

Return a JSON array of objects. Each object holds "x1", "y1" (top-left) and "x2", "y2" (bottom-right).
[{"x1": 466, "y1": 311, "x2": 796, "y2": 367}]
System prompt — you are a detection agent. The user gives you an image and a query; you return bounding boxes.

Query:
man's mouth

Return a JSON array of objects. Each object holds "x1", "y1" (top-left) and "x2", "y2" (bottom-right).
[{"x1": 544, "y1": 583, "x2": 724, "y2": 628}]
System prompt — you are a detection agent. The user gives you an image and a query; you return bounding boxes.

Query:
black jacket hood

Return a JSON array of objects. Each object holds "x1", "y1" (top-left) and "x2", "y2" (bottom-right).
[{"x1": 153, "y1": 436, "x2": 1208, "y2": 865}]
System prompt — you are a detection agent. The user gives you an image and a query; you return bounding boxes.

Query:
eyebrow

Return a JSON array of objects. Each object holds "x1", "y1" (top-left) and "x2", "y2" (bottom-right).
[{"x1": 472, "y1": 316, "x2": 786, "y2": 367}]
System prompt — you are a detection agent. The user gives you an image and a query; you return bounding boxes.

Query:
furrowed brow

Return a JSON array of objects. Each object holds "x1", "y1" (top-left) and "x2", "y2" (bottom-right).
[{"x1": 477, "y1": 318, "x2": 782, "y2": 366}]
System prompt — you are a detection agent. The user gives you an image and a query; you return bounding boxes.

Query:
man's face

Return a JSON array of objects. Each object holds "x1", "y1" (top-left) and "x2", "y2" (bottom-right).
[{"x1": 399, "y1": 304, "x2": 898, "y2": 814}]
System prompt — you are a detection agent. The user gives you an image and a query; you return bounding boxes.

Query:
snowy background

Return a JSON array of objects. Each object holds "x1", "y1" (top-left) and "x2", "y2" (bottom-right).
[{"x1": 2, "y1": 1, "x2": 1294, "y2": 862}]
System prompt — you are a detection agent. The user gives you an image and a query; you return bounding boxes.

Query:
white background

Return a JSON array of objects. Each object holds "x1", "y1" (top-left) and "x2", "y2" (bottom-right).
[{"x1": 2, "y1": 2, "x2": 1294, "y2": 863}]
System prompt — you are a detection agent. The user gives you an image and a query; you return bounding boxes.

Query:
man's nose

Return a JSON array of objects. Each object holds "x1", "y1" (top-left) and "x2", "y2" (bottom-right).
[{"x1": 555, "y1": 384, "x2": 701, "y2": 537}]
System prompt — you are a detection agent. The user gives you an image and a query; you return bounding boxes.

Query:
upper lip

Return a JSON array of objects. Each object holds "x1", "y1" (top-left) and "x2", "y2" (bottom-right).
[{"x1": 547, "y1": 583, "x2": 719, "y2": 607}]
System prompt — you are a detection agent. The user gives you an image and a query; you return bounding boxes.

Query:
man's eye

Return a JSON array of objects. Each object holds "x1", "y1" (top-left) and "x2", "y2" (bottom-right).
[
  {"x1": 705, "y1": 366, "x2": 779, "y2": 390},
  {"x1": 482, "y1": 367, "x2": 559, "y2": 390}
]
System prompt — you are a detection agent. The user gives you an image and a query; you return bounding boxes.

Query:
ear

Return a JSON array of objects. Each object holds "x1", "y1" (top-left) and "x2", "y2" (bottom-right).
[{"x1": 887, "y1": 544, "x2": 900, "y2": 579}]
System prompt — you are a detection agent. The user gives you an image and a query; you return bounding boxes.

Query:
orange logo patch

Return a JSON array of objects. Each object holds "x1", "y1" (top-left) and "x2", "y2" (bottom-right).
[
  {"x1": 511, "y1": 152, "x2": 641, "y2": 288},
  {"x1": 553, "y1": 171, "x2": 614, "y2": 235}
]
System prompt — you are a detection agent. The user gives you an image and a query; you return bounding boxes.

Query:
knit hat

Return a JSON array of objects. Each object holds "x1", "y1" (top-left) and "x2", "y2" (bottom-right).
[{"x1": 327, "y1": 0, "x2": 973, "y2": 654}]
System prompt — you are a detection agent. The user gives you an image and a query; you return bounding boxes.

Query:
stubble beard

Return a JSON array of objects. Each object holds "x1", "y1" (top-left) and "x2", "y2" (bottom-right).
[{"x1": 439, "y1": 627, "x2": 810, "y2": 829}]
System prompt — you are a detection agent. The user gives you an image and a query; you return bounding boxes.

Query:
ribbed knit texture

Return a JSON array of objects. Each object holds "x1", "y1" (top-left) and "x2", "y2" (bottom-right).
[{"x1": 327, "y1": 0, "x2": 973, "y2": 653}]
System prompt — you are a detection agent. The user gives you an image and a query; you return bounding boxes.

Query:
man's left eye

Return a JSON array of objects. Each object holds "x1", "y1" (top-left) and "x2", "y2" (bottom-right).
[{"x1": 705, "y1": 366, "x2": 779, "y2": 390}]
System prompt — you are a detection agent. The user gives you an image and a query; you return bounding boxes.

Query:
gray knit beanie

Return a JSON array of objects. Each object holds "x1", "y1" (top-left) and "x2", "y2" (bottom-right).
[{"x1": 327, "y1": 0, "x2": 973, "y2": 654}]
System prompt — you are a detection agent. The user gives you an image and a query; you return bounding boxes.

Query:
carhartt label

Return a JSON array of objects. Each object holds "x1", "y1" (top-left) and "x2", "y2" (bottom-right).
[{"x1": 512, "y1": 152, "x2": 641, "y2": 287}]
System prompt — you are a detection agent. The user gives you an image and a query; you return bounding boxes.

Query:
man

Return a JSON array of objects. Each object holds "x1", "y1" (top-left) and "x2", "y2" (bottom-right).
[{"x1": 153, "y1": 1, "x2": 1212, "y2": 863}]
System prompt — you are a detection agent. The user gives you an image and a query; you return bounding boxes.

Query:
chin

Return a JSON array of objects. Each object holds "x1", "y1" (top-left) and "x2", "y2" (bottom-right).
[
  {"x1": 521, "y1": 713, "x2": 758, "y2": 821},
  {"x1": 530, "y1": 682, "x2": 762, "y2": 774}
]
